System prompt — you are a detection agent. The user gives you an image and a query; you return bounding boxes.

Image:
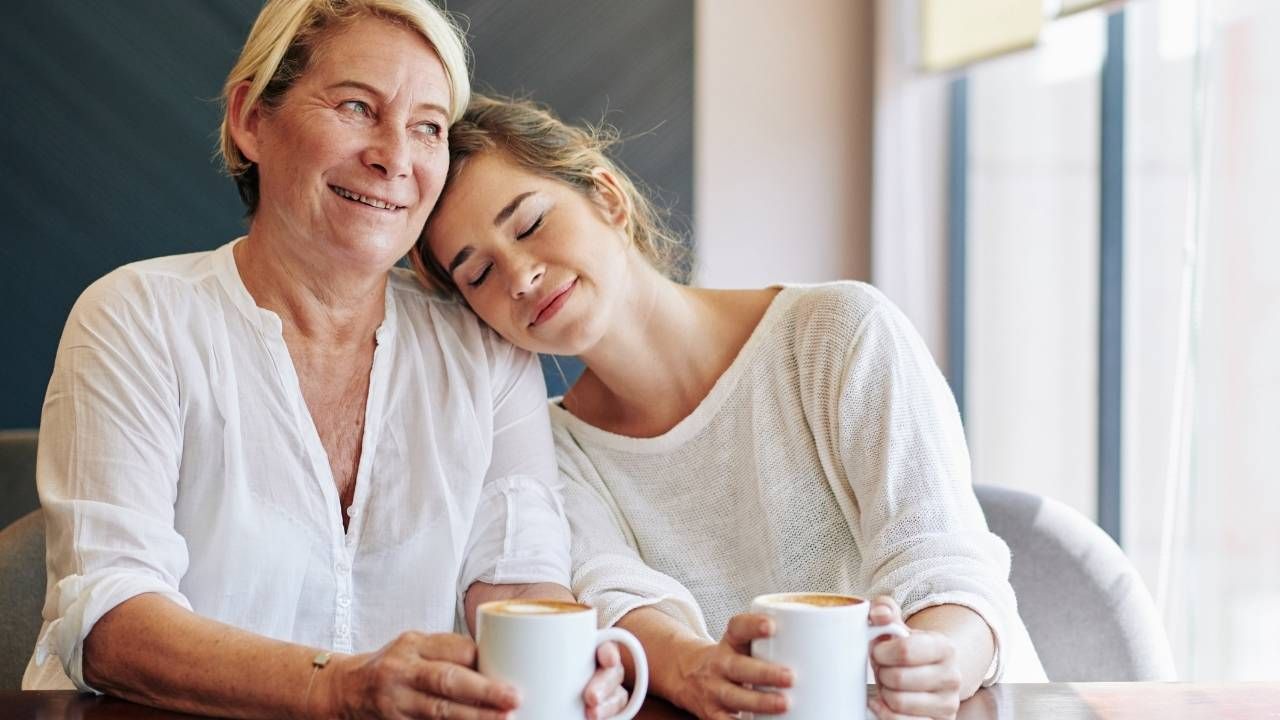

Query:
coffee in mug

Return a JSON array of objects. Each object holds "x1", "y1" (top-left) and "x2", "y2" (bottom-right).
[
  {"x1": 476, "y1": 599, "x2": 649, "y2": 720},
  {"x1": 747, "y1": 592, "x2": 909, "y2": 720}
]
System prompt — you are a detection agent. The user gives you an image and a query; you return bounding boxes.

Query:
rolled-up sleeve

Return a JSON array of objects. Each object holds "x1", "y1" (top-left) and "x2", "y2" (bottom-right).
[
  {"x1": 34, "y1": 271, "x2": 193, "y2": 692},
  {"x1": 457, "y1": 339, "x2": 570, "y2": 593},
  {"x1": 835, "y1": 300, "x2": 1026, "y2": 685}
]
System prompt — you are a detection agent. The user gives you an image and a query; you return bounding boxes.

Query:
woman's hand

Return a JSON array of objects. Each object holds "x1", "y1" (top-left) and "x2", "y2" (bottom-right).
[
  {"x1": 671, "y1": 613, "x2": 793, "y2": 720},
  {"x1": 868, "y1": 596, "x2": 963, "y2": 720},
  {"x1": 583, "y1": 641, "x2": 629, "y2": 719},
  {"x1": 323, "y1": 631, "x2": 519, "y2": 720}
]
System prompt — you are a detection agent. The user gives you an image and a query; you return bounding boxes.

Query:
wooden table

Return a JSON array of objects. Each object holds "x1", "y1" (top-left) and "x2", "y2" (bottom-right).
[{"x1": 5, "y1": 684, "x2": 1278, "y2": 719}]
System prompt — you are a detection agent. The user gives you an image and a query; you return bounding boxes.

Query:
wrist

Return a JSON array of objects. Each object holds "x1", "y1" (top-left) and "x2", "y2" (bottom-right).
[
  {"x1": 310, "y1": 653, "x2": 353, "y2": 720},
  {"x1": 667, "y1": 637, "x2": 714, "y2": 710}
]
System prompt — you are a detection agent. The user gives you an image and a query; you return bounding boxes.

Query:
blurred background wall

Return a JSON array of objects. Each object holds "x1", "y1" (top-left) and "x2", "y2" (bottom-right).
[
  {"x1": 0, "y1": 0, "x2": 702, "y2": 425},
  {"x1": 0, "y1": 0, "x2": 877, "y2": 422}
]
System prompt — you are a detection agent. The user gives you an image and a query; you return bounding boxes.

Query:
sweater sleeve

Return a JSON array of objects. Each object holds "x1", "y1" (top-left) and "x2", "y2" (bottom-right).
[
  {"x1": 821, "y1": 287, "x2": 1034, "y2": 685},
  {"x1": 554, "y1": 424, "x2": 711, "y2": 639}
]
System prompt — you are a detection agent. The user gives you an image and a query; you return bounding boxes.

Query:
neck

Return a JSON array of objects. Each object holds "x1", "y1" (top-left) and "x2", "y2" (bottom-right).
[
  {"x1": 570, "y1": 256, "x2": 739, "y2": 435},
  {"x1": 234, "y1": 226, "x2": 387, "y2": 350}
]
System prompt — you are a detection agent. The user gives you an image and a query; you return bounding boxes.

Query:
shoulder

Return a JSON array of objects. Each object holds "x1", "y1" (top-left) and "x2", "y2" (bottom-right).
[
  {"x1": 388, "y1": 268, "x2": 489, "y2": 342},
  {"x1": 775, "y1": 281, "x2": 912, "y2": 353},
  {"x1": 68, "y1": 250, "x2": 220, "y2": 333},
  {"x1": 386, "y1": 267, "x2": 528, "y2": 372}
]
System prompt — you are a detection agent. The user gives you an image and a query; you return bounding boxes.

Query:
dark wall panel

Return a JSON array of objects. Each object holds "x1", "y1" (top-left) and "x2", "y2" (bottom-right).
[{"x1": 0, "y1": 1, "x2": 692, "y2": 428}]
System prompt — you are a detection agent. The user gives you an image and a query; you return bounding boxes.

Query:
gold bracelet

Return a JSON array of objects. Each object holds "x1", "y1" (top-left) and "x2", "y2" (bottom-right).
[{"x1": 304, "y1": 651, "x2": 332, "y2": 717}]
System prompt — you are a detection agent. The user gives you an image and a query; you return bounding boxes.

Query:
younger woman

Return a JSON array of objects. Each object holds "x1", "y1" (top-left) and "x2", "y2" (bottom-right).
[{"x1": 414, "y1": 96, "x2": 1046, "y2": 720}]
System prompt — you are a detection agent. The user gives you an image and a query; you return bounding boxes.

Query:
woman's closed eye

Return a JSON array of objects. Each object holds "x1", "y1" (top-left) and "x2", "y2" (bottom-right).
[
  {"x1": 516, "y1": 214, "x2": 544, "y2": 240},
  {"x1": 467, "y1": 263, "x2": 492, "y2": 288}
]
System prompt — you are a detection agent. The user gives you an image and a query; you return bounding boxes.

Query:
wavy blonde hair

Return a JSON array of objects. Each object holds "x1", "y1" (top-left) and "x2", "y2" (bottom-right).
[
  {"x1": 217, "y1": 0, "x2": 470, "y2": 214},
  {"x1": 412, "y1": 94, "x2": 687, "y2": 294}
]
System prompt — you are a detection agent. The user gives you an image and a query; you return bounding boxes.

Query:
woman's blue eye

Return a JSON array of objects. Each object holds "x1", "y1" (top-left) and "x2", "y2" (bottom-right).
[
  {"x1": 341, "y1": 100, "x2": 370, "y2": 115},
  {"x1": 415, "y1": 122, "x2": 442, "y2": 137}
]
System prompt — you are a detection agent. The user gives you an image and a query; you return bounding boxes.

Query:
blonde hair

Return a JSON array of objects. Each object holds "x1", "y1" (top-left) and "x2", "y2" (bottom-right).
[
  {"x1": 218, "y1": 0, "x2": 470, "y2": 213},
  {"x1": 413, "y1": 94, "x2": 687, "y2": 294}
]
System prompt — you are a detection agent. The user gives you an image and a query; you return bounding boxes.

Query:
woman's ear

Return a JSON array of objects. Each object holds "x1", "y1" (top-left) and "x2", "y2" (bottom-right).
[
  {"x1": 227, "y1": 81, "x2": 264, "y2": 164},
  {"x1": 589, "y1": 167, "x2": 631, "y2": 230}
]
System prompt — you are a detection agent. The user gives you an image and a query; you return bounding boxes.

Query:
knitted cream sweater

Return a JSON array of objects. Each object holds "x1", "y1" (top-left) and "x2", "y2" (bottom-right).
[{"x1": 550, "y1": 282, "x2": 1046, "y2": 683}]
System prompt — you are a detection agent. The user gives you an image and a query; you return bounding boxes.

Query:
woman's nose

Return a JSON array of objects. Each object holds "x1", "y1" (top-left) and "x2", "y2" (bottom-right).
[
  {"x1": 509, "y1": 258, "x2": 545, "y2": 299},
  {"x1": 362, "y1": 125, "x2": 411, "y2": 179}
]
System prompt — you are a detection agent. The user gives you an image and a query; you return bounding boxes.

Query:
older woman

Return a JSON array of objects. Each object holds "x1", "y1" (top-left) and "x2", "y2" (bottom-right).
[{"x1": 21, "y1": 2, "x2": 625, "y2": 718}]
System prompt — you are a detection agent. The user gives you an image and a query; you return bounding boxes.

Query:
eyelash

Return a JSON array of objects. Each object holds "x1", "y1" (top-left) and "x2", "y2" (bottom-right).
[
  {"x1": 341, "y1": 99, "x2": 370, "y2": 116},
  {"x1": 467, "y1": 265, "x2": 491, "y2": 288},
  {"x1": 466, "y1": 213, "x2": 546, "y2": 289},
  {"x1": 517, "y1": 214, "x2": 544, "y2": 240}
]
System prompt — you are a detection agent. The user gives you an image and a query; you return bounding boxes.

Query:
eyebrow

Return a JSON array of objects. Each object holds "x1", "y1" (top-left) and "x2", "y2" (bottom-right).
[
  {"x1": 325, "y1": 80, "x2": 449, "y2": 117},
  {"x1": 494, "y1": 192, "x2": 535, "y2": 227},
  {"x1": 447, "y1": 246, "x2": 474, "y2": 276}
]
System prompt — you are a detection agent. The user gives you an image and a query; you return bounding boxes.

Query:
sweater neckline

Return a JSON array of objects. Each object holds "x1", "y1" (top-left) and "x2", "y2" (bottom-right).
[{"x1": 549, "y1": 285, "x2": 800, "y2": 454}]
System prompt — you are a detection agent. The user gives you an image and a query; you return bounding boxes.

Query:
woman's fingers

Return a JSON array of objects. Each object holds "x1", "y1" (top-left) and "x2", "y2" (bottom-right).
[
  {"x1": 411, "y1": 632, "x2": 479, "y2": 667},
  {"x1": 412, "y1": 660, "x2": 519, "y2": 710},
  {"x1": 723, "y1": 653, "x2": 793, "y2": 688},
  {"x1": 586, "y1": 686, "x2": 629, "y2": 720},
  {"x1": 582, "y1": 660, "x2": 625, "y2": 709},
  {"x1": 404, "y1": 692, "x2": 515, "y2": 720},
  {"x1": 870, "y1": 595, "x2": 904, "y2": 627},
  {"x1": 875, "y1": 661, "x2": 962, "y2": 693},
  {"x1": 872, "y1": 630, "x2": 953, "y2": 668},
  {"x1": 722, "y1": 612, "x2": 774, "y2": 655},
  {"x1": 596, "y1": 641, "x2": 622, "y2": 668},
  {"x1": 712, "y1": 679, "x2": 789, "y2": 715}
]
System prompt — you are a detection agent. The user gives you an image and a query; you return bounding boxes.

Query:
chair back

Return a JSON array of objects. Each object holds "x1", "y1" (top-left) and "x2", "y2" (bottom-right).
[
  {"x1": 974, "y1": 484, "x2": 1176, "y2": 681},
  {"x1": 0, "y1": 429, "x2": 39, "y2": 530},
  {"x1": 0, "y1": 509, "x2": 45, "y2": 689}
]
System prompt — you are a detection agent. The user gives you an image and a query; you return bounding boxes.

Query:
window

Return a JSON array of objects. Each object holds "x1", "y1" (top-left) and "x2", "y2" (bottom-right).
[{"x1": 959, "y1": 0, "x2": 1280, "y2": 679}]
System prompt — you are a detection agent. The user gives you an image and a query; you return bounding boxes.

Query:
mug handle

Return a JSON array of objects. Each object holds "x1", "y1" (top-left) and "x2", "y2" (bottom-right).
[
  {"x1": 595, "y1": 627, "x2": 649, "y2": 720},
  {"x1": 867, "y1": 621, "x2": 911, "y2": 645}
]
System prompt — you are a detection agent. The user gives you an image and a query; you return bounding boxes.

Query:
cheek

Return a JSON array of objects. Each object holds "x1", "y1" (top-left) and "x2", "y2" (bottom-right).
[
  {"x1": 470, "y1": 295, "x2": 524, "y2": 342},
  {"x1": 418, "y1": 152, "x2": 450, "y2": 208}
]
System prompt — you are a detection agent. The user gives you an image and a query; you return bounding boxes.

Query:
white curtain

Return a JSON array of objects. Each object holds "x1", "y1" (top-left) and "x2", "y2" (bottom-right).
[{"x1": 871, "y1": 0, "x2": 952, "y2": 367}]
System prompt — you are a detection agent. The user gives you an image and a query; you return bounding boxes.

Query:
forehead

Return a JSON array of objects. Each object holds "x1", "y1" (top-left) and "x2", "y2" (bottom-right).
[
  {"x1": 303, "y1": 16, "x2": 448, "y2": 100},
  {"x1": 427, "y1": 153, "x2": 538, "y2": 253}
]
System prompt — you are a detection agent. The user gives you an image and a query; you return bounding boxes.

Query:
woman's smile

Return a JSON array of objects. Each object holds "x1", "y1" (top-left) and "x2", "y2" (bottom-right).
[
  {"x1": 328, "y1": 184, "x2": 407, "y2": 212},
  {"x1": 530, "y1": 278, "x2": 578, "y2": 327}
]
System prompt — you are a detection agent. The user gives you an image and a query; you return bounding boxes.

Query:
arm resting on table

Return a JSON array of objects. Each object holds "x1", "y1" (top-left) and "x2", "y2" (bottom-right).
[
  {"x1": 906, "y1": 603, "x2": 996, "y2": 700},
  {"x1": 83, "y1": 593, "x2": 341, "y2": 719}
]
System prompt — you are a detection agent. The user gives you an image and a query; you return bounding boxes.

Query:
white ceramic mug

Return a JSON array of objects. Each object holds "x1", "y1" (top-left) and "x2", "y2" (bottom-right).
[
  {"x1": 747, "y1": 592, "x2": 910, "y2": 720},
  {"x1": 476, "y1": 599, "x2": 649, "y2": 720}
]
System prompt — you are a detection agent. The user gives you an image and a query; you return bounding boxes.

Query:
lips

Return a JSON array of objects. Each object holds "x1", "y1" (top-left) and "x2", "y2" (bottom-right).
[
  {"x1": 530, "y1": 279, "x2": 577, "y2": 327},
  {"x1": 330, "y1": 185, "x2": 405, "y2": 211}
]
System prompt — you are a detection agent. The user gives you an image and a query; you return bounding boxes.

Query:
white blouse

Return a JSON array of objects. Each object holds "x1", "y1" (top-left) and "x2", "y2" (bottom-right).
[
  {"x1": 24, "y1": 240, "x2": 570, "y2": 691},
  {"x1": 553, "y1": 282, "x2": 1046, "y2": 683}
]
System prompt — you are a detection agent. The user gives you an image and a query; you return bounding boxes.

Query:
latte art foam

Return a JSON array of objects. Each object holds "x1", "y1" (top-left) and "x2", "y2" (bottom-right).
[
  {"x1": 757, "y1": 593, "x2": 862, "y2": 608},
  {"x1": 482, "y1": 599, "x2": 590, "y2": 616}
]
